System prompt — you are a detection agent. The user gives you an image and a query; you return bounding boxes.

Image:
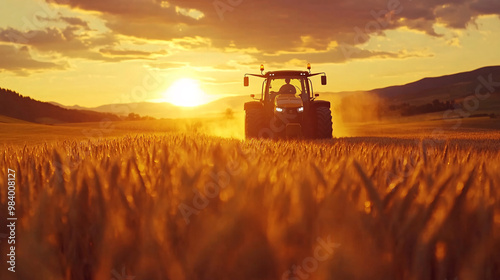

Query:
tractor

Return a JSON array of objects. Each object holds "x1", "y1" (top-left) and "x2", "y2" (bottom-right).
[{"x1": 243, "y1": 64, "x2": 333, "y2": 139}]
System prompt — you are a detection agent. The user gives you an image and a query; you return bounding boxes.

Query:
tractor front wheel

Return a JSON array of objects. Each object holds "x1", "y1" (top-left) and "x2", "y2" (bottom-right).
[
  {"x1": 316, "y1": 107, "x2": 333, "y2": 139},
  {"x1": 245, "y1": 108, "x2": 265, "y2": 139}
]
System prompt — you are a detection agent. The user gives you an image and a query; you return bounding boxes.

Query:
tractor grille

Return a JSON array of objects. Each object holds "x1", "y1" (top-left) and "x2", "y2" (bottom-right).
[{"x1": 282, "y1": 109, "x2": 302, "y2": 123}]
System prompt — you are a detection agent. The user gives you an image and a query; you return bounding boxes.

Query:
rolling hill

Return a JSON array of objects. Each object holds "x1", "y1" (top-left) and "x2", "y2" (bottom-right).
[
  {"x1": 370, "y1": 65, "x2": 500, "y2": 101},
  {"x1": 0, "y1": 115, "x2": 32, "y2": 123},
  {"x1": 318, "y1": 65, "x2": 500, "y2": 120},
  {"x1": 0, "y1": 88, "x2": 122, "y2": 124}
]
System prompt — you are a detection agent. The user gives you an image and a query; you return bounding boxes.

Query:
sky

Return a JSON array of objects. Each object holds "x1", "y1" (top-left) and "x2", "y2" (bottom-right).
[{"x1": 1, "y1": 0, "x2": 500, "y2": 107}]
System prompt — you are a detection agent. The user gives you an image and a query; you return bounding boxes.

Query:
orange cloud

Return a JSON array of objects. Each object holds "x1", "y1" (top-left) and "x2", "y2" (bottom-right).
[
  {"x1": 3, "y1": 0, "x2": 499, "y2": 71},
  {"x1": 0, "y1": 45, "x2": 64, "y2": 75},
  {"x1": 0, "y1": 25, "x2": 162, "y2": 63},
  {"x1": 44, "y1": 0, "x2": 500, "y2": 57}
]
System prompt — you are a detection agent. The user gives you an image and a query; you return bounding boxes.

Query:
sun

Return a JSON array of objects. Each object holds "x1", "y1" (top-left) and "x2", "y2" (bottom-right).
[{"x1": 163, "y1": 78, "x2": 209, "y2": 107}]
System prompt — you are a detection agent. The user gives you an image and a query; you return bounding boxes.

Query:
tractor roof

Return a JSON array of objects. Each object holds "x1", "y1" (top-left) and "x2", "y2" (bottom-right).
[
  {"x1": 265, "y1": 70, "x2": 309, "y2": 77},
  {"x1": 244, "y1": 69, "x2": 324, "y2": 79}
]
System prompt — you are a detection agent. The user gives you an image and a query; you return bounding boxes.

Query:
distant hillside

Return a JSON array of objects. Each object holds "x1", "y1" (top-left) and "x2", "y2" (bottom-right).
[
  {"x1": 0, "y1": 115, "x2": 32, "y2": 124},
  {"x1": 57, "y1": 95, "x2": 250, "y2": 119},
  {"x1": 0, "y1": 88, "x2": 122, "y2": 124},
  {"x1": 371, "y1": 65, "x2": 500, "y2": 102},
  {"x1": 369, "y1": 66, "x2": 500, "y2": 117},
  {"x1": 316, "y1": 66, "x2": 500, "y2": 120}
]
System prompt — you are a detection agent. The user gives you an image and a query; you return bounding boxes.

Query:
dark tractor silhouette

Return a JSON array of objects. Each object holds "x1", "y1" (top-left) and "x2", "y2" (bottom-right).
[{"x1": 243, "y1": 64, "x2": 333, "y2": 139}]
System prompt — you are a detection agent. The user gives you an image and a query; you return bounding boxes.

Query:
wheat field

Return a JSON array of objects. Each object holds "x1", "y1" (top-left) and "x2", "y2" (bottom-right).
[{"x1": 1, "y1": 133, "x2": 500, "y2": 280}]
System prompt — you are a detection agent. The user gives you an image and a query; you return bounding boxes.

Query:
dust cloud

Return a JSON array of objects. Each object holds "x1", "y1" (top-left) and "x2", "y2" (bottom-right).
[
  {"x1": 183, "y1": 113, "x2": 246, "y2": 140},
  {"x1": 326, "y1": 92, "x2": 383, "y2": 137}
]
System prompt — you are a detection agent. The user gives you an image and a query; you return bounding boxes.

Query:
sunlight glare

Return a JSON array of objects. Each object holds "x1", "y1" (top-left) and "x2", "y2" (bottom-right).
[{"x1": 163, "y1": 78, "x2": 209, "y2": 107}]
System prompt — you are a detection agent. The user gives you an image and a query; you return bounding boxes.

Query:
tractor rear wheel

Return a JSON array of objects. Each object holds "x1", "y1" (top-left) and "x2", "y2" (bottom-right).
[
  {"x1": 316, "y1": 107, "x2": 333, "y2": 139},
  {"x1": 245, "y1": 108, "x2": 265, "y2": 138}
]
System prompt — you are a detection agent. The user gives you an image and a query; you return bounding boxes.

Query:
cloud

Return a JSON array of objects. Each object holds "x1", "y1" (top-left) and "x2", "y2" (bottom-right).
[
  {"x1": 0, "y1": 26, "x2": 162, "y2": 62},
  {"x1": 99, "y1": 48, "x2": 153, "y2": 57},
  {"x1": 0, "y1": 27, "x2": 109, "y2": 60},
  {"x1": 435, "y1": 4, "x2": 475, "y2": 29},
  {"x1": 35, "y1": 14, "x2": 91, "y2": 29},
  {"x1": 60, "y1": 16, "x2": 91, "y2": 29},
  {"x1": 175, "y1": 6, "x2": 205, "y2": 20},
  {"x1": 470, "y1": 0, "x2": 500, "y2": 15},
  {"x1": 44, "y1": 0, "x2": 500, "y2": 57},
  {"x1": 12, "y1": 0, "x2": 492, "y2": 69},
  {"x1": 47, "y1": 0, "x2": 199, "y2": 23},
  {"x1": 0, "y1": 45, "x2": 64, "y2": 75},
  {"x1": 99, "y1": 47, "x2": 168, "y2": 60},
  {"x1": 250, "y1": 46, "x2": 427, "y2": 66},
  {"x1": 0, "y1": 27, "x2": 73, "y2": 48}
]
